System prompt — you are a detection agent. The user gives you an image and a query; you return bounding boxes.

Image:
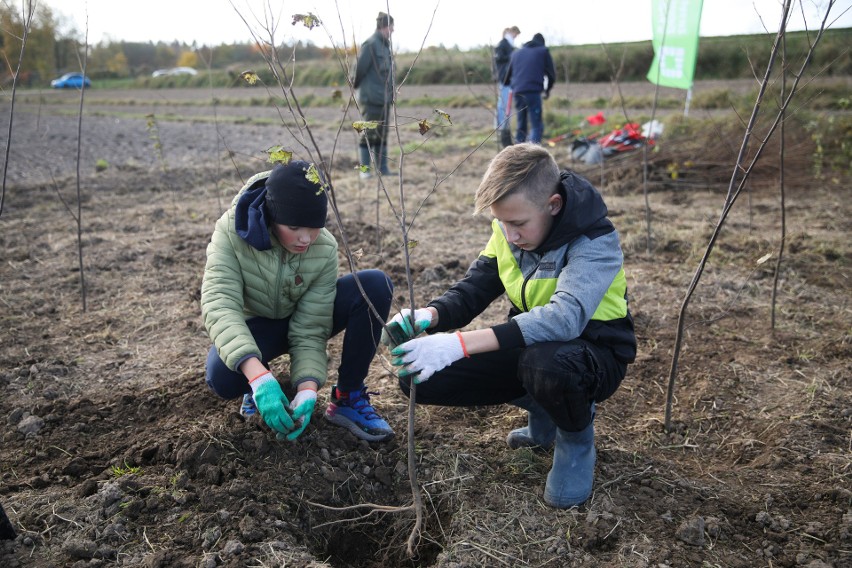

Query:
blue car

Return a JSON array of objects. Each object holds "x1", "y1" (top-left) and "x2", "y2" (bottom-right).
[{"x1": 50, "y1": 73, "x2": 91, "y2": 89}]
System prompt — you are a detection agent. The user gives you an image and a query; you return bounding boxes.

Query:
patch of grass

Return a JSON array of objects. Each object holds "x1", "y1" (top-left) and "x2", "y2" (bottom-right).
[
  {"x1": 109, "y1": 463, "x2": 141, "y2": 477},
  {"x1": 506, "y1": 447, "x2": 548, "y2": 478}
]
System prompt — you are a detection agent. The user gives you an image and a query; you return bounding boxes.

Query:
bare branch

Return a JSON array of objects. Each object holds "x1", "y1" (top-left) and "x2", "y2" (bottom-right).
[
  {"x1": 0, "y1": 0, "x2": 36, "y2": 219},
  {"x1": 665, "y1": 0, "x2": 837, "y2": 431},
  {"x1": 73, "y1": 13, "x2": 90, "y2": 312}
]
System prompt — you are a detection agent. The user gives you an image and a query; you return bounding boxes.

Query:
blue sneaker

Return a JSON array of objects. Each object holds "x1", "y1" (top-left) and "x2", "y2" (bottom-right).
[
  {"x1": 239, "y1": 393, "x2": 257, "y2": 417},
  {"x1": 324, "y1": 386, "x2": 394, "y2": 442}
]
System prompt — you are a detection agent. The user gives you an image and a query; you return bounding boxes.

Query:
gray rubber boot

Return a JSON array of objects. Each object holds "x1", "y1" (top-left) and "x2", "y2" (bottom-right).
[
  {"x1": 544, "y1": 420, "x2": 596, "y2": 508},
  {"x1": 506, "y1": 393, "x2": 557, "y2": 450}
]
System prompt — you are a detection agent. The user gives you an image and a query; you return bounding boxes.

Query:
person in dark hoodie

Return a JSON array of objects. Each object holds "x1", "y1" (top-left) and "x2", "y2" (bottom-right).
[
  {"x1": 201, "y1": 160, "x2": 395, "y2": 443},
  {"x1": 384, "y1": 143, "x2": 635, "y2": 508},
  {"x1": 505, "y1": 32, "x2": 556, "y2": 144}
]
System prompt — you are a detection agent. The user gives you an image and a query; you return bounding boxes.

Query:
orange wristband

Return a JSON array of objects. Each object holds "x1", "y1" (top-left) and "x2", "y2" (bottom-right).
[
  {"x1": 456, "y1": 331, "x2": 470, "y2": 358},
  {"x1": 248, "y1": 371, "x2": 269, "y2": 384}
]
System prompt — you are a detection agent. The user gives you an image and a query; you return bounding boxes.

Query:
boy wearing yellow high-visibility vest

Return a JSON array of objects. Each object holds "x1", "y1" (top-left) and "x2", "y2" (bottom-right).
[{"x1": 385, "y1": 143, "x2": 636, "y2": 508}]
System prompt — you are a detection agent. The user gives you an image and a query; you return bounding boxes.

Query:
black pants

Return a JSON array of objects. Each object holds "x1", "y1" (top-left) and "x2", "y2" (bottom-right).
[{"x1": 398, "y1": 339, "x2": 626, "y2": 432}]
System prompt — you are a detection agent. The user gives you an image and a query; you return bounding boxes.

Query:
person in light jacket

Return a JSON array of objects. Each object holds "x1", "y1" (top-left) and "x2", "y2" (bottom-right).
[{"x1": 493, "y1": 25, "x2": 521, "y2": 148}]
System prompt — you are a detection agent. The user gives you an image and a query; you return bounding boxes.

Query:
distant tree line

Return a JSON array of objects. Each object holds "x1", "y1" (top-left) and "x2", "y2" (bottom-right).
[
  {"x1": 0, "y1": 3, "x2": 848, "y2": 88},
  {"x1": 0, "y1": 3, "x2": 344, "y2": 86}
]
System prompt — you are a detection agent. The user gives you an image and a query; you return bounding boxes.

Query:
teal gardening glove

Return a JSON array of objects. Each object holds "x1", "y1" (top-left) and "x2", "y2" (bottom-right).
[
  {"x1": 249, "y1": 372, "x2": 296, "y2": 435},
  {"x1": 381, "y1": 308, "x2": 433, "y2": 348},
  {"x1": 280, "y1": 387, "x2": 318, "y2": 441},
  {"x1": 391, "y1": 331, "x2": 468, "y2": 384}
]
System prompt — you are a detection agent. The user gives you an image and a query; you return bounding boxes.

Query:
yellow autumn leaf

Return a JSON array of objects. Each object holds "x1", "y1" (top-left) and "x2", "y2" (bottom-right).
[
  {"x1": 305, "y1": 164, "x2": 327, "y2": 194},
  {"x1": 292, "y1": 13, "x2": 321, "y2": 29},
  {"x1": 666, "y1": 162, "x2": 679, "y2": 180},
  {"x1": 352, "y1": 120, "x2": 380, "y2": 133},
  {"x1": 240, "y1": 70, "x2": 260, "y2": 85},
  {"x1": 434, "y1": 109, "x2": 452, "y2": 125},
  {"x1": 266, "y1": 145, "x2": 292, "y2": 165},
  {"x1": 418, "y1": 119, "x2": 431, "y2": 135}
]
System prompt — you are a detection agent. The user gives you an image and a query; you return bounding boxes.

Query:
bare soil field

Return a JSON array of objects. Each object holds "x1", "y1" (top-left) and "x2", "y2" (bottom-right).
[{"x1": 0, "y1": 81, "x2": 849, "y2": 568}]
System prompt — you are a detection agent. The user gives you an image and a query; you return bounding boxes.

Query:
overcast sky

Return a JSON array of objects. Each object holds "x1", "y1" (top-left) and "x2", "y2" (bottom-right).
[{"x1": 47, "y1": 0, "x2": 850, "y2": 52}]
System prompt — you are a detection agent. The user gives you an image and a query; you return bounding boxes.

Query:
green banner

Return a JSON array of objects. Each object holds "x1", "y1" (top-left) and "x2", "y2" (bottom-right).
[{"x1": 647, "y1": 0, "x2": 703, "y2": 89}]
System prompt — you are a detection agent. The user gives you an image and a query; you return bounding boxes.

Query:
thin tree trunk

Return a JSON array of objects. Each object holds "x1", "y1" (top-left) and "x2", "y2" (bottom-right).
[
  {"x1": 643, "y1": 0, "x2": 671, "y2": 254},
  {"x1": 771, "y1": 33, "x2": 788, "y2": 329},
  {"x1": 74, "y1": 23, "x2": 90, "y2": 312}
]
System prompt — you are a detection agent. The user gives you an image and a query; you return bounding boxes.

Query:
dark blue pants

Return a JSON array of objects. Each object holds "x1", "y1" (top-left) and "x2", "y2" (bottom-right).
[
  {"x1": 514, "y1": 91, "x2": 544, "y2": 144},
  {"x1": 206, "y1": 269, "x2": 393, "y2": 399},
  {"x1": 359, "y1": 103, "x2": 390, "y2": 149},
  {"x1": 399, "y1": 339, "x2": 626, "y2": 432}
]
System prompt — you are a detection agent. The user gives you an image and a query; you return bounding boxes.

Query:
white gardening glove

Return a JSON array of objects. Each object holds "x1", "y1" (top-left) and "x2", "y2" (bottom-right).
[
  {"x1": 380, "y1": 308, "x2": 433, "y2": 348},
  {"x1": 391, "y1": 332, "x2": 467, "y2": 384}
]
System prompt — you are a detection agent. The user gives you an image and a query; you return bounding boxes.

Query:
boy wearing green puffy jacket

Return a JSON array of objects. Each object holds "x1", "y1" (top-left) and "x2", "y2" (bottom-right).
[{"x1": 202, "y1": 160, "x2": 395, "y2": 443}]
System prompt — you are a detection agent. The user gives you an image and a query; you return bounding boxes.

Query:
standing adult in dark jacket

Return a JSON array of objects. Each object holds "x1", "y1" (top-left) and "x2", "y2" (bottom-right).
[
  {"x1": 506, "y1": 33, "x2": 556, "y2": 144},
  {"x1": 493, "y1": 25, "x2": 520, "y2": 148},
  {"x1": 354, "y1": 12, "x2": 395, "y2": 178}
]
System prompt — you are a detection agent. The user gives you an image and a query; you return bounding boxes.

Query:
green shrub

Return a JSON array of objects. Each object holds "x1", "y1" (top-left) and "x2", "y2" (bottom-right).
[{"x1": 805, "y1": 113, "x2": 852, "y2": 177}]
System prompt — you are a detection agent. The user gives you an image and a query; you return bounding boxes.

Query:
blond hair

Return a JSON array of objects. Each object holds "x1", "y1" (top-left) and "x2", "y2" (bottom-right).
[{"x1": 474, "y1": 143, "x2": 560, "y2": 214}]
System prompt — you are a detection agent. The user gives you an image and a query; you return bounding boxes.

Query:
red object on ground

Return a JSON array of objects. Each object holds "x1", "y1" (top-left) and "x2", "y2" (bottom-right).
[
  {"x1": 599, "y1": 122, "x2": 652, "y2": 153},
  {"x1": 586, "y1": 111, "x2": 606, "y2": 125}
]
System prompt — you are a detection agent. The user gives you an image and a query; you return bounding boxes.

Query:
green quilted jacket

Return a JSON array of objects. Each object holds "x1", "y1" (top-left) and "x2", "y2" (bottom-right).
[{"x1": 200, "y1": 171, "x2": 338, "y2": 386}]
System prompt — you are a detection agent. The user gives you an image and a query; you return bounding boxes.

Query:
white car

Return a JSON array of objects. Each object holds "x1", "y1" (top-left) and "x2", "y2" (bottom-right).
[{"x1": 152, "y1": 67, "x2": 198, "y2": 78}]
